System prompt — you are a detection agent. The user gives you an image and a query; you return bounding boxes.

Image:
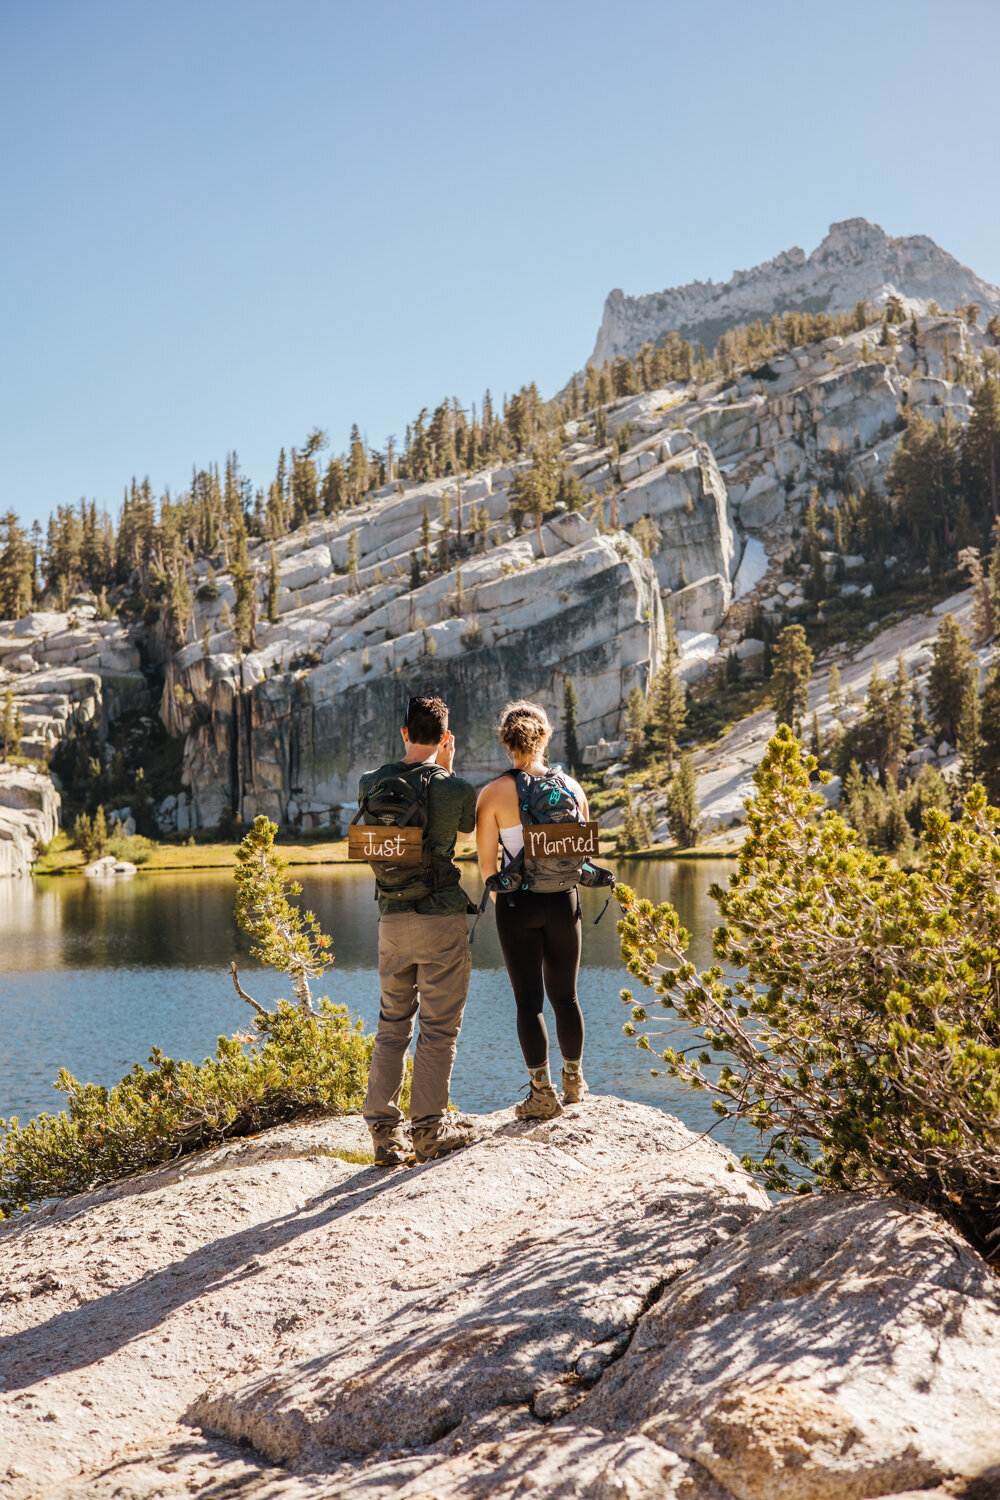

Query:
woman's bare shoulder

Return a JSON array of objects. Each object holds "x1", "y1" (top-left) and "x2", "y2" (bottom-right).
[{"x1": 476, "y1": 774, "x2": 514, "y2": 805}]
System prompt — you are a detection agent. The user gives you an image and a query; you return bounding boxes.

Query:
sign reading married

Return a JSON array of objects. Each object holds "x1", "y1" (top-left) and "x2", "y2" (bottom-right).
[
  {"x1": 524, "y1": 821, "x2": 600, "y2": 859},
  {"x1": 348, "y1": 825, "x2": 424, "y2": 863}
]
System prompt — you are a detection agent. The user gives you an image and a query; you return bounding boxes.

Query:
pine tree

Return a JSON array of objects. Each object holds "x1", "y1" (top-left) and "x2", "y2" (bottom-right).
[
  {"x1": 828, "y1": 663, "x2": 843, "y2": 712},
  {"x1": 92, "y1": 805, "x2": 108, "y2": 859},
  {"x1": 771, "y1": 625, "x2": 813, "y2": 733},
  {"x1": 267, "y1": 548, "x2": 279, "y2": 624},
  {"x1": 809, "y1": 710, "x2": 823, "y2": 760},
  {"x1": 862, "y1": 657, "x2": 913, "y2": 786},
  {"x1": 618, "y1": 792, "x2": 646, "y2": 854},
  {"x1": 562, "y1": 678, "x2": 580, "y2": 772},
  {"x1": 927, "y1": 613, "x2": 975, "y2": 744},
  {"x1": 646, "y1": 616, "x2": 686, "y2": 772},
  {"x1": 420, "y1": 507, "x2": 432, "y2": 570},
  {"x1": 964, "y1": 376, "x2": 1000, "y2": 527},
  {"x1": 409, "y1": 551, "x2": 421, "y2": 590},
  {"x1": 229, "y1": 527, "x2": 256, "y2": 651},
  {"x1": 958, "y1": 546, "x2": 994, "y2": 643},
  {"x1": 958, "y1": 677, "x2": 985, "y2": 793},
  {"x1": 509, "y1": 434, "x2": 558, "y2": 555},
  {"x1": 888, "y1": 410, "x2": 962, "y2": 553},
  {"x1": 666, "y1": 752, "x2": 701, "y2": 848},
  {"x1": 347, "y1": 529, "x2": 360, "y2": 593},
  {"x1": 1, "y1": 690, "x2": 21, "y2": 760},
  {"x1": 633, "y1": 515, "x2": 662, "y2": 559},
  {"x1": 166, "y1": 563, "x2": 193, "y2": 648},
  {"x1": 436, "y1": 493, "x2": 452, "y2": 572},
  {"x1": 320, "y1": 459, "x2": 346, "y2": 516},
  {"x1": 0, "y1": 511, "x2": 34, "y2": 620},
  {"x1": 626, "y1": 684, "x2": 647, "y2": 768},
  {"x1": 347, "y1": 425, "x2": 369, "y2": 505},
  {"x1": 979, "y1": 655, "x2": 1000, "y2": 803}
]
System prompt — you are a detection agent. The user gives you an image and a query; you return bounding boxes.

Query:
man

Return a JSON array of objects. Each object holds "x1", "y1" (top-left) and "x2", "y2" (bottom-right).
[{"x1": 359, "y1": 694, "x2": 477, "y2": 1166}]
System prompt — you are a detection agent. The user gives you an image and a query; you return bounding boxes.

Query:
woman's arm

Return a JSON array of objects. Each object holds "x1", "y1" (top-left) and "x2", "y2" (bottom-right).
[{"x1": 475, "y1": 782, "x2": 502, "y2": 891}]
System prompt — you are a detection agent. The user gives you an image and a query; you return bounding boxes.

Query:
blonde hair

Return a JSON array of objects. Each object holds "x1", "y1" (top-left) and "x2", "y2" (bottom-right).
[{"x1": 498, "y1": 699, "x2": 552, "y2": 759}]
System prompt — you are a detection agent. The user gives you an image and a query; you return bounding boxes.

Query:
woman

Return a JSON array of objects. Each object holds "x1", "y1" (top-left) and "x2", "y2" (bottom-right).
[{"x1": 476, "y1": 699, "x2": 589, "y2": 1120}]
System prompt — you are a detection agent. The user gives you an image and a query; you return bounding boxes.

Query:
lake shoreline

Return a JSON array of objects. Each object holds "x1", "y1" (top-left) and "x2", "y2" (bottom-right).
[{"x1": 32, "y1": 837, "x2": 741, "y2": 877}]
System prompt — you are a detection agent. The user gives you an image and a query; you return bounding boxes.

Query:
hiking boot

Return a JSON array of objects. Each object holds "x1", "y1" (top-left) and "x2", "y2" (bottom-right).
[
  {"x1": 561, "y1": 1068, "x2": 588, "y2": 1105},
  {"x1": 370, "y1": 1122, "x2": 413, "y2": 1168},
  {"x1": 412, "y1": 1117, "x2": 476, "y2": 1164},
  {"x1": 515, "y1": 1083, "x2": 564, "y2": 1121}
]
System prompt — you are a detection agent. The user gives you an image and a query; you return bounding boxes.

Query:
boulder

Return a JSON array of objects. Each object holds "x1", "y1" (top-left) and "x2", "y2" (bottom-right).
[
  {"x1": 738, "y1": 474, "x2": 785, "y2": 531},
  {"x1": 732, "y1": 537, "x2": 769, "y2": 600},
  {"x1": 83, "y1": 854, "x2": 138, "y2": 876},
  {"x1": 547, "y1": 512, "x2": 598, "y2": 547},
  {"x1": 664, "y1": 573, "x2": 730, "y2": 633},
  {"x1": 585, "y1": 1194, "x2": 1000, "y2": 1499},
  {"x1": 735, "y1": 637, "x2": 766, "y2": 661},
  {"x1": 6, "y1": 1096, "x2": 997, "y2": 1499},
  {"x1": 0, "y1": 1100, "x2": 767, "y2": 1497},
  {"x1": 677, "y1": 630, "x2": 719, "y2": 684},
  {"x1": 277, "y1": 544, "x2": 334, "y2": 594}
]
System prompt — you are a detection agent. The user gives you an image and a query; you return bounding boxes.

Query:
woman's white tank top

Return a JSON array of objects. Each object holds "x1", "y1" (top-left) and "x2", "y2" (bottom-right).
[{"x1": 499, "y1": 825, "x2": 524, "y2": 867}]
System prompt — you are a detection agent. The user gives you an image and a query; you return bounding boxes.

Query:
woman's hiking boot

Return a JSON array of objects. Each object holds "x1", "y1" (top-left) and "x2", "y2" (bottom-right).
[
  {"x1": 561, "y1": 1068, "x2": 588, "y2": 1105},
  {"x1": 412, "y1": 1117, "x2": 476, "y2": 1163},
  {"x1": 370, "y1": 1122, "x2": 413, "y2": 1168},
  {"x1": 515, "y1": 1083, "x2": 564, "y2": 1121}
]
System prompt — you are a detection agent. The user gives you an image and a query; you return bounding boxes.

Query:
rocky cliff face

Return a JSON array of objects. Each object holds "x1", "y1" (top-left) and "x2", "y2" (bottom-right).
[
  {"x1": 156, "y1": 310, "x2": 983, "y2": 833},
  {"x1": 0, "y1": 301, "x2": 993, "y2": 838},
  {"x1": 2, "y1": 1097, "x2": 999, "y2": 1500},
  {"x1": 0, "y1": 767, "x2": 60, "y2": 876},
  {"x1": 591, "y1": 218, "x2": 1000, "y2": 366}
]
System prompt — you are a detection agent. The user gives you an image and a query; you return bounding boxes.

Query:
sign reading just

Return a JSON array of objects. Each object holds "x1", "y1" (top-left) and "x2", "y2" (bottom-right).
[
  {"x1": 348, "y1": 826, "x2": 423, "y2": 863},
  {"x1": 523, "y1": 822, "x2": 600, "y2": 859}
]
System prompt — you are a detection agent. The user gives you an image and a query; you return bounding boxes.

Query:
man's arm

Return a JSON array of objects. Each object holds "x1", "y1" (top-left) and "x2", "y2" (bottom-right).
[{"x1": 458, "y1": 781, "x2": 476, "y2": 834}]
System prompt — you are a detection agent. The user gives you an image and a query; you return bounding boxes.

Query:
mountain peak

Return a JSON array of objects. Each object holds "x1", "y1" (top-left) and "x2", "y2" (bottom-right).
[{"x1": 590, "y1": 219, "x2": 1000, "y2": 366}]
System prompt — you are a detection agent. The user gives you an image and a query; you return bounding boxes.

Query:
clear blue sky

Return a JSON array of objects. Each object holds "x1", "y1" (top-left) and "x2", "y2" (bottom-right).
[{"x1": 2, "y1": 0, "x2": 999, "y2": 531}]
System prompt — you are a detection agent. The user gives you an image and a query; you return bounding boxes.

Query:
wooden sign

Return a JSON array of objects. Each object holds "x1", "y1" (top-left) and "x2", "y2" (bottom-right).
[
  {"x1": 524, "y1": 821, "x2": 600, "y2": 860},
  {"x1": 348, "y1": 825, "x2": 424, "y2": 863}
]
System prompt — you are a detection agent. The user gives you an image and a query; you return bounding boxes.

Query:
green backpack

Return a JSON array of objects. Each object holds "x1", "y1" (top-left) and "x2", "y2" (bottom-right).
[{"x1": 352, "y1": 763, "x2": 457, "y2": 902}]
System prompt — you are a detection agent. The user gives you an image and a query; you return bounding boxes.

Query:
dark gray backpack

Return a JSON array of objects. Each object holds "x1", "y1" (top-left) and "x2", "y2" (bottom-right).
[
  {"x1": 509, "y1": 767, "x2": 590, "y2": 893},
  {"x1": 351, "y1": 763, "x2": 455, "y2": 902}
]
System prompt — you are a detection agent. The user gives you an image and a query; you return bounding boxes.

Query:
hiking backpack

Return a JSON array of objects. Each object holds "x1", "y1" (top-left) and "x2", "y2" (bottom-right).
[
  {"x1": 507, "y1": 767, "x2": 589, "y2": 893},
  {"x1": 350, "y1": 763, "x2": 456, "y2": 902},
  {"x1": 473, "y1": 765, "x2": 616, "y2": 940}
]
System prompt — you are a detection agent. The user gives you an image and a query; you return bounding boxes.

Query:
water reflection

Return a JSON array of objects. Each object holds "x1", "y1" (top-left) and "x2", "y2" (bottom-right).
[{"x1": 0, "y1": 861, "x2": 742, "y2": 1151}]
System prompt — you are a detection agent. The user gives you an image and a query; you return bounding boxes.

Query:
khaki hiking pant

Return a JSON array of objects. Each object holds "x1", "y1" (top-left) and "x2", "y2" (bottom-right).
[{"x1": 363, "y1": 910, "x2": 471, "y2": 1131}]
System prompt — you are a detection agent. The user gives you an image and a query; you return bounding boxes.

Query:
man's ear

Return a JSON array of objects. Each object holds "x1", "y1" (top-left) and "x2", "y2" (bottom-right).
[{"x1": 401, "y1": 725, "x2": 410, "y2": 745}]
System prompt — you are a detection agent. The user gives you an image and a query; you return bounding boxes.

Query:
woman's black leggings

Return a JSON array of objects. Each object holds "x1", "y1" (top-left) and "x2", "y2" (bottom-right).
[{"x1": 495, "y1": 889, "x2": 584, "y2": 1069}]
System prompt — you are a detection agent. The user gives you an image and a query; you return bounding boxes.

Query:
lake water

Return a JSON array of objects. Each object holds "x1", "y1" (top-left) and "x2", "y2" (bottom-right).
[{"x1": 0, "y1": 860, "x2": 743, "y2": 1148}]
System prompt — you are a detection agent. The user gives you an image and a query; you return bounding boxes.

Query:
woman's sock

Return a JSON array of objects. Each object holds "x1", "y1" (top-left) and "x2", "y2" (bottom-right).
[
  {"x1": 562, "y1": 1057, "x2": 583, "y2": 1077},
  {"x1": 528, "y1": 1063, "x2": 551, "y2": 1089}
]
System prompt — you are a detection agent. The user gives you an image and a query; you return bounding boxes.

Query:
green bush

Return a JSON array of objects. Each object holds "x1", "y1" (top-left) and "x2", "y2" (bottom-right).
[
  {"x1": 105, "y1": 831, "x2": 156, "y2": 864},
  {"x1": 0, "y1": 1001, "x2": 374, "y2": 1214},
  {"x1": 618, "y1": 725, "x2": 1000, "y2": 1255},
  {"x1": 0, "y1": 815, "x2": 376, "y2": 1215}
]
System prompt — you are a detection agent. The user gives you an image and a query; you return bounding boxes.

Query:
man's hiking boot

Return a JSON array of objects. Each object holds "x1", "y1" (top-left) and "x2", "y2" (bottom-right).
[
  {"x1": 561, "y1": 1068, "x2": 588, "y2": 1105},
  {"x1": 370, "y1": 1122, "x2": 413, "y2": 1168},
  {"x1": 412, "y1": 1117, "x2": 475, "y2": 1164},
  {"x1": 515, "y1": 1083, "x2": 564, "y2": 1121}
]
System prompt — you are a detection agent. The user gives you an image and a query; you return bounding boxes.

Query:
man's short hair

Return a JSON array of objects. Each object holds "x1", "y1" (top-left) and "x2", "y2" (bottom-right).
[{"x1": 404, "y1": 694, "x2": 448, "y2": 745}]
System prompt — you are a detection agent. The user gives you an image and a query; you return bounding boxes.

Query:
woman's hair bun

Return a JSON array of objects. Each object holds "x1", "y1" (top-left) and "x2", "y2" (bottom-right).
[{"x1": 497, "y1": 699, "x2": 552, "y2": 757}]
